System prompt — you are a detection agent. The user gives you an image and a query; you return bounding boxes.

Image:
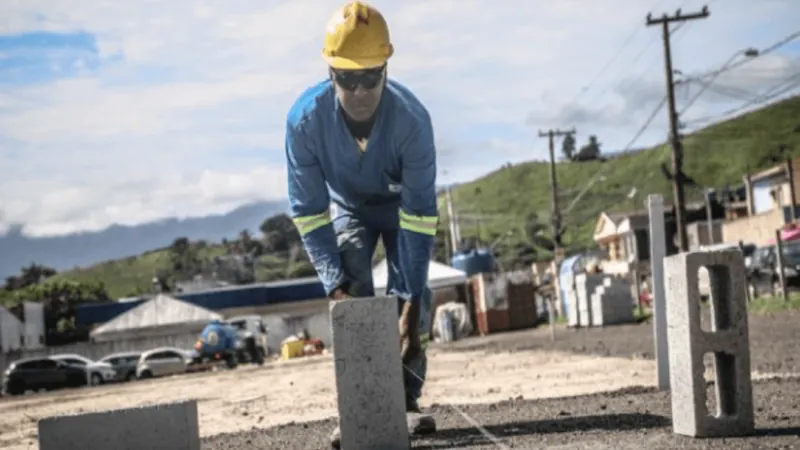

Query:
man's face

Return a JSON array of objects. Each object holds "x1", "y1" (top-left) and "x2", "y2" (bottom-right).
[{"x1": 330, "y1": 65, "x2": 386, "y2": 122}]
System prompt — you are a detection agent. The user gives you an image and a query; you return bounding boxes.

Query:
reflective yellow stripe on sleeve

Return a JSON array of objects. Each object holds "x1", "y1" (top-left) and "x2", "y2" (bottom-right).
[
  {"x1": 420, "y1": 332, "x2": 430, "y2": 350},
  {"x1": 292, "y1": 212, "x2": 331, "y2": 236},
  {"x1": 399, "y1": 210, "x2": 438, "y2": 236}
]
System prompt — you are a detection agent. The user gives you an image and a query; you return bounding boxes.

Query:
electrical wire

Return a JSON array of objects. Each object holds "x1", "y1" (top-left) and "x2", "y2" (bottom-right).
[
  {"x1": 402, "y1": 365, "x2": 512, "y2": 449},
  {"x1": 688, "y1": 28, "x2": 800, "y2": 81},
  {"x1": 683, "y1": 71, "x2": 800, "y2": 127},
  {"x1": 563, "y1": 96, "x2": 667, "y2": 217},
  {"x1": 554, "y1": 0, "x2": 674, "y2": 128},
  {"x1": 677, "y1": 28, "x2": 800, "y2": 116}
]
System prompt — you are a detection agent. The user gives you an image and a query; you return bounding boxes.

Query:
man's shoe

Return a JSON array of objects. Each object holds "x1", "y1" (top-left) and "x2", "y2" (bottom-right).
[
  {"x1": 330, "y1": 425, "x2": 341, "y2": 450},
  {"x1": 329, "y1": 398, "x2": 436, "y2": 448},
  {"x1": 406, "y1": 396, "x2": 437, "y2": 435}
]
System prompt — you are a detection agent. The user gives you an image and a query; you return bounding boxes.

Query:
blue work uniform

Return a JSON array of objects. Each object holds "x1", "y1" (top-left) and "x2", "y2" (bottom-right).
[{"x1": 285, "y1": 78, "x2": 438, "y2": 401}]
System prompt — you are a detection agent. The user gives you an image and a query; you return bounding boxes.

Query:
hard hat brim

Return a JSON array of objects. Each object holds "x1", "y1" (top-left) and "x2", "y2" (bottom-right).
[{"x1": 324, "y1": 54, "x2": 387, "y2": 70}]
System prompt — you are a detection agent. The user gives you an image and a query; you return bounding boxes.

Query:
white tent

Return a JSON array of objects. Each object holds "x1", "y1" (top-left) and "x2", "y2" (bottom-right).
[
  {"x1": 372, "y1": 259, "x2": 467, "y2": 291},
  {"x1": 91, "y1": 294, "x2": 222, "y2": 340}
]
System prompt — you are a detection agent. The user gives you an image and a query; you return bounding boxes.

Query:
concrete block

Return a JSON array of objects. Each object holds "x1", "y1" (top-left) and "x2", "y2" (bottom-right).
[
  {"x1": 664, "y1": 250, "x2": 754, "y2": 438},
  {"x1": 38, "y1": 400, "x2": 200, "y2": 450},
  {"x1": 330, "y1": 296, "x2": 409, "y2": 450}
]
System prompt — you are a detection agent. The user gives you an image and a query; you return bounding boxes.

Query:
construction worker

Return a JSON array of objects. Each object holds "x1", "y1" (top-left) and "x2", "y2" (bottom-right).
[{"x1": 285, "y1": 1, "x2": 438, "y2": 446}]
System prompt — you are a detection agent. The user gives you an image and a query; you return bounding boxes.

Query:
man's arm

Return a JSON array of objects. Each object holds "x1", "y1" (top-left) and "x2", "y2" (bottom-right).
[
  {"x1": 286, "y1": 124, "x2": 349, "y2": 296},
  {"x1": 396, "y1": 115, "x2": 438, "y2": 303}
]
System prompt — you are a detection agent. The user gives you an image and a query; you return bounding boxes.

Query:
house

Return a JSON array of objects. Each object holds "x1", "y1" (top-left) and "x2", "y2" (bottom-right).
[
  {"x1": 593, "y1": 211, "x2": 654, "y2": 274},
  {"x1": 593, "y1": 200, "x2": 725, "y2": 274},
  {"x1": 722, "y1": 157, "x2": 800, "y2": 245}
]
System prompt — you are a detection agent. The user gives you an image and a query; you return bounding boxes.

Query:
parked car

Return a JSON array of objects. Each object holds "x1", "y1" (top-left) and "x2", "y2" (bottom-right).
[
  {"x1": 2, "y1": 357, "x2": 87, "y2": 396},
  {"x1": 136, "y1": 347, "x2": 191, "y2": 379},
  {"x1": 747, "y1": 242, "x2": 800, "y2": 298},
  {"x1": 98, "y1": 352, "x2": 142, "y2": 382},
  {"x1": 50, "y1": 353, "x2": 118, "y2": 386}
]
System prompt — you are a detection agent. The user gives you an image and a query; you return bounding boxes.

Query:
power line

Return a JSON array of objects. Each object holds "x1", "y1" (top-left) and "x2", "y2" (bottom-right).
[
  {"x1": 689, "y1": 28, "x2": 800, "y2": 81},
  {"x1": 592, "y1": 17, "x2": 695, "y2": 118},
  {"x1": 555, "y1": 0, "x2": 679, "y2": 127},
  {"x1": 563, "y1": 96, "x2": 667, "y2": 217},
  {"x1": 683, "y1": 72, "x2": 800, "y2": 128}
]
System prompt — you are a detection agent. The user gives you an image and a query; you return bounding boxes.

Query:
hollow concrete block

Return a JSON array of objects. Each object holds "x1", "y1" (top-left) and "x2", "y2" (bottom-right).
[
  {"x1": 38, "y1": 400, "x2": 200, "y2": 450},
  {"x1": 330, "y1": 296, "x2": 409, "y2": 450},
  {"x1": 664, "y1": 250, "x2": 754, "y2": 438}
]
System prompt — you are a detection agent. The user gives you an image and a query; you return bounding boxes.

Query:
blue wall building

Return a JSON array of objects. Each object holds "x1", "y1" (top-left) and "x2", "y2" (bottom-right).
[{"x1": 75, "y1": 277, "x2": 326, "y2": 328}]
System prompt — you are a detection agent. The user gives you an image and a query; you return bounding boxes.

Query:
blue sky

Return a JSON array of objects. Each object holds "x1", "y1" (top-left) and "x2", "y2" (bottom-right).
[{"x1": 0, "y1": 0, "x2": 799, "y2": 236}]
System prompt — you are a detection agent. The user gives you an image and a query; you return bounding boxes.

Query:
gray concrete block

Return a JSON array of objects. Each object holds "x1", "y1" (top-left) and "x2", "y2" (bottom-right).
[
  {"x1": 38, "y1": 400, "x2": 200, "y2": 450},
  {"x1": 664, "y1": 250, "x2": 754, "y2": 438},
  {"x1": 330, "y1": 296, "x2": 409, "y2": 450}
]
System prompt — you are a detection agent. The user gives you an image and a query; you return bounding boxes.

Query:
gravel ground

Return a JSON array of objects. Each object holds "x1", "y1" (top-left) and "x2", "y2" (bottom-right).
[
  {"x1": 440, "y1": 310, "x2": 800, "y2": 374},
  {"x1": 202, "y1": 311, "x2": 800, "y2": 450}
]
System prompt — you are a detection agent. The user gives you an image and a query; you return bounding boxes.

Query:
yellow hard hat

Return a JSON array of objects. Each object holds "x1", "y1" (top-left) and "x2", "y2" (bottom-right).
[{"x1": 322, "y1": 1, "x2": 393, "y2": 70}]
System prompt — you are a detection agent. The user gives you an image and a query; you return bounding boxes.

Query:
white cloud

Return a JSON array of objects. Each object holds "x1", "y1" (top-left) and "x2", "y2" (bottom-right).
[{"x1": 0, "y1": 0, "x2": 799, "y2": 236}]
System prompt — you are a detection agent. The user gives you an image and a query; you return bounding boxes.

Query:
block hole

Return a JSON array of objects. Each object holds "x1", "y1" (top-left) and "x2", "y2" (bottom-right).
[
  {"x1": 697, "y1": 264, "x2": 733, "y2": 332},
  {"x1": 703, "y1": 351, "x2": 738, "y2": 418}
]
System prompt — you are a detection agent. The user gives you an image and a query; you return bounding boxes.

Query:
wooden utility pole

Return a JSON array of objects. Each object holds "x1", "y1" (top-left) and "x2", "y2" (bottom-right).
[
  {"x1": 538, "y1": 128, "x2": 576, "y2": 249},
  {"x1": 647, "y1": 6, "x2": 710, "y2": 252}
]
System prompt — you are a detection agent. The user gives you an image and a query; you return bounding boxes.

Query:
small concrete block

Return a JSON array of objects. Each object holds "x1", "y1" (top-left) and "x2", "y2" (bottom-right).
[
  {"x1": 38, "y1": 400, "x2": 200, "y2": 450},
  {"x1": 330, "y1": 296, "x2": 409, "y2": 450},
  {"x1": 664, "y1": 250, "x2": 754, "y2": 438}
]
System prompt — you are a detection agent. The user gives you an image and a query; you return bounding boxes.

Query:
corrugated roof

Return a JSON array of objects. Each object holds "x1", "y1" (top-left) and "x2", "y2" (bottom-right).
[{"x1": 91, "y1": 294, "x2": 221, "y2": 336}]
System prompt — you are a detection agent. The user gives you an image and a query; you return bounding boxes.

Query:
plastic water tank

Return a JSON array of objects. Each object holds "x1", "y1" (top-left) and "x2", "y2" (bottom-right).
[{"x1": 451, "y1": 248, "x2": 495, "y2": 276}]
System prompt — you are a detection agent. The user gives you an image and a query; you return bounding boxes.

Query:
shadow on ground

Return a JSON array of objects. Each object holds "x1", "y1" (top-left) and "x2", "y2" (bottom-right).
[
  {"x1": 414, "y1": 412, "x2": 670, "y2": 449},
  {"x1": 752, "y1": 427, "x2": 800, "y2": 437}
]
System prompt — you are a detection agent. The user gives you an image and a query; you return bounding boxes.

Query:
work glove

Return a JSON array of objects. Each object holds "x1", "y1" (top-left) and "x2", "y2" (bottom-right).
[{"x1": 399, "y1": 300, "x2": 422, "y2": 366}]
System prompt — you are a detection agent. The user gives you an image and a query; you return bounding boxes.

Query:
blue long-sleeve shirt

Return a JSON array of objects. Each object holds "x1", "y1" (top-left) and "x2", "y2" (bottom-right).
[{"x1": 285, "y1": 79, "x2": 438, "y2": 303}]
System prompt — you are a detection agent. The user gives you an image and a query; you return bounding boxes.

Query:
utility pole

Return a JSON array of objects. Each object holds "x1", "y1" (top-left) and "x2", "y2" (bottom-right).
[
  {"x1": 444, "y1": 186, "x2": 461, "y2": 254},
  {"x1": 538, "y1": 128, "x2": 576, "y2": 250},
  {"x1": 647, "y1": 6, "x2": 709, "y2": 252}
]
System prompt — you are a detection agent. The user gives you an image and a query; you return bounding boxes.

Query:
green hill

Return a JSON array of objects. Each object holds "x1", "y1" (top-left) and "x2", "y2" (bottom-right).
[
  {"x1": 443, "y1": 95, "x2": 800, "y2": 265},
  {"x1": 50, "y1": 95, "x2": 800, "y2": 297}
]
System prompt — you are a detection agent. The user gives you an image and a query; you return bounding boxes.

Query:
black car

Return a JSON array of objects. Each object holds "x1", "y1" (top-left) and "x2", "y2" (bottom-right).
[
  {"x1": 2, "y1": 357, "x2": 87, "y2": 396},
  {"x1": 747, "y1": 242, "x2": 800, "y2": 298}
]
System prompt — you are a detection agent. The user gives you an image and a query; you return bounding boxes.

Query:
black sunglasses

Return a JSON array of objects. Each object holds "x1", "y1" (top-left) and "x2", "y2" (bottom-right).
[{"x1": 331, "y1": 66, "x2": 385, "y2": 91}]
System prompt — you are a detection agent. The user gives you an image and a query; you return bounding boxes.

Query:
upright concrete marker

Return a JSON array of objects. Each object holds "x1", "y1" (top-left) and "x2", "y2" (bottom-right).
[
  {"x1": 648, "y1": 194, "x2": 670, "y2": 391},
  {"x1": 38, "y1": 400, "x2": 200, "y2": 450},
  {"x1": 664, "y1": 250, "x2": 754, "y2": 437},
  {"x1": 330, "y1": 296, "x2": 409, "y2": 450}
]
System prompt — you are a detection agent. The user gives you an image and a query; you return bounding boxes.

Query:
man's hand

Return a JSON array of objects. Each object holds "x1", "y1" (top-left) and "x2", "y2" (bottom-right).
[
  {"x1": 331, "y1": 288, "x2": 350, "y2": 300},
  {"x1": 399, "y1": 300, "x2": 422, "y2": 366}
]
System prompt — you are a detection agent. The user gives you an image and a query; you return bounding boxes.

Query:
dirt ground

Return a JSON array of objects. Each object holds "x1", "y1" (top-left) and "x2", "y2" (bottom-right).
[{"x1": 1, "y1": 311, "x2": 799, "y2": 449}]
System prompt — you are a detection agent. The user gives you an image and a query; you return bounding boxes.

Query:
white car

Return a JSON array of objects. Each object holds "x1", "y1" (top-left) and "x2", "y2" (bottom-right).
[
  {"x1": 136, "y1": 347, "x2": 192, "y2": 379},
  {"x1": 50, "y1": 353, "x2": 118, "y2": 386}
]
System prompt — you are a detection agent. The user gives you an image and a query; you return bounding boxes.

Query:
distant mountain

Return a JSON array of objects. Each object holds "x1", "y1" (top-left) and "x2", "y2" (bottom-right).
[{"x1": 0, "y1": 200, "x2": 287, "y2": 279}]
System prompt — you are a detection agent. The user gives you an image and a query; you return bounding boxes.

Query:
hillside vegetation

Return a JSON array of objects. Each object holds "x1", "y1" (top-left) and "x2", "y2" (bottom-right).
[
  {"x1": 445, "y1": 95, "x2": 800, "y2": 266},
  {"x1": 22, "y1": 95, "x2": 800, "y2": 298}
]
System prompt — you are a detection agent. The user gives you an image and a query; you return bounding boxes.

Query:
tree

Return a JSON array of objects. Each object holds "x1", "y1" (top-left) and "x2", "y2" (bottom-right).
[
  {"x1": 0, "y1": 279, "x2": 111, "y2": 344},
  {"x1": 574, "y1": 134, "x2": 602, "y2": 161},
  {"x1": 561, "y1": 133, "x2": 577, "y2": 160},
  {"x1": 523, "y1": 212, "x2": 554, "y2": 252},
  {"x1": 260, "y1": 214, "x2": 301, "y2": 253},
  {"x1": 3, "y1": 263, "x2": 57, "y2": 291},
  {"x1": 168, "y1": 237, "x2": 201, "y2": 280}
]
